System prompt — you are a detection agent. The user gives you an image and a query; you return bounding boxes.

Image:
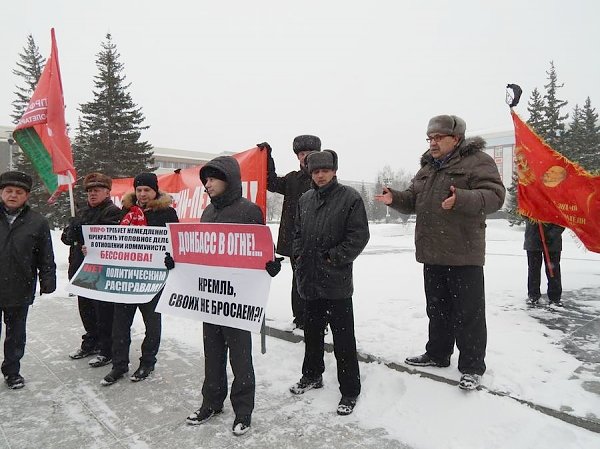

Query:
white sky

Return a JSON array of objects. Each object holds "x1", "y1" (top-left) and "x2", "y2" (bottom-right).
[{"x1": 1, "y1": 0, "x2": 599, "y2": 181}]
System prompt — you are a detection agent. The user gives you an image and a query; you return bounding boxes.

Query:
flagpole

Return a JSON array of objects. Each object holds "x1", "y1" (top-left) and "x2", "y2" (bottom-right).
[{"x1": 68, "y1": 181, "x2": 75, "y2": 217}]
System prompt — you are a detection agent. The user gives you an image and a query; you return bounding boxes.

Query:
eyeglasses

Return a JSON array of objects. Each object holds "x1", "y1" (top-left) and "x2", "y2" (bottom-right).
[{"x1": 426, "y1": 135, "x2": 451, "y2": 143}]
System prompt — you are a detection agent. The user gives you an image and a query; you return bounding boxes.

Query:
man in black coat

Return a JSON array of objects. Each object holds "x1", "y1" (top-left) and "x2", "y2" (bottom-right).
[
  {"x1": 0, "y1": 171, "x2": 56, "y2": 389},
  {"x1": 62, "y1": 173, "x2": 122, "y2": 366},
  {"x1": 524, "y1": 219, "x2": 565, "y2": 305},
  {"x1": 289, "y1": 150, "x2": 370, "y2": 416},
  {"x1": 184, "y1": 156, "x2": 281, "y2": 436},
  {"x1": 259, "y1": 135, "x2": 321, "y2": 329}
]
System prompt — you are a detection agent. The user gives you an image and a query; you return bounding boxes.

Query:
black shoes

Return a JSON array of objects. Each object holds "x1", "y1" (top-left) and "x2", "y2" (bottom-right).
[
  {"x1": 289, "y1": 375, "x2": 324, "y2": 395},
  {"x1": 186, "y1": 407, "x2": 223, "y2": 425},
  {"x1": 232, "y1": 415, "x2": 251, "y2": 436},
  {"x1": 337, "y1": 396, "x2": 357, "y2": 415},
  {"x1": 130, "y1": 365, "x2": 154, "y2": 382},
  {"x1": 549, "y1": 299, "x2": 564, "y2": 307},
  {"x1": 458, "y1": 373, "x2": 481, "y2": 390},
  {"x1": 101, "y1": 368, "x2": 128, "y2": 386},
  {"x1": 405, "y1": 353, "x2": 450, "y2": 367},
  {"x1": 88, "y1": 355, "x2": 112, "y2": 368},
  {"x1": 69, "y1": 347, "x2": 100, "y2": 360},
  {"x1": 5, "y1": 374, "x2": 25, "y2": 390}
]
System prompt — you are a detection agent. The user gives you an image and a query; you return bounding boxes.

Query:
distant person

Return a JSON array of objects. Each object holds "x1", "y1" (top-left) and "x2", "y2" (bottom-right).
[
  {"x1": 289, "y1": 150, "x2": 370, "y2": 416},
  {"x1": 0, "y1": 171, "x2": 56, "y2": 390},
  {"x1": 375, "y1": 115, "x2": 505, "y2": 390},
  {"x1": 102, "y1": 172, "x2": 179, "y2": 386},
  {"x1": 62, "y1": 173, "x2": 122, "y2": 366},
  {"x1": 181, "y1": 156, "x2": 282, "y2": 436},
  {"x1": 258, "y1": 135, "x2": 321, "y2": 330},
  {"x1": 524, "y1": 219, "x2": 564, "y2": 306}
]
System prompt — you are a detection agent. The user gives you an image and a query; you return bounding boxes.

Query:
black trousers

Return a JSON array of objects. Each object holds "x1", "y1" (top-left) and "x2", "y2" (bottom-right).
[
  {"x1": 77, "y1": 296, "x2": 114, "y2": 357},
  {"x1": 201, "y1": 323, "x2": 255, "y2": 418},
  {"x1": 303, "y1": 298, "x2": 361, "y2": 398},
  {"x1": 527, "y1": 251, "x2": 562, "y2": 302},
  {"x1": 111, "y1": 294, "x2": 161, "y2": 372},
  {"x1": 423, "y1": 265, "x2": 487, "y2": 376},
  {"x1": 290, "y1": 258, "x2": 304, "y2": 326},
  {"x1": 1, "y1": 305, "x2": 29, "y2": 377}
]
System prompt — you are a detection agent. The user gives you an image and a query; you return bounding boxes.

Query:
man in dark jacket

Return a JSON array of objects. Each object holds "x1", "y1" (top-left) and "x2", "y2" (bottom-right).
[
  {"x1": 524, "y1": 219, "x2": 564, "y2": 305},
  {"x1": 185, "y1": 156, "x2": 281, "y2": 436},
  {"x1": 0, "y1": 171, "x2": 56, "y2": 389},
  {"x1": 62, "y1": 173, "x2": 122, "y2": 366},
  {"x1": 289, "y1": 150, "x2": 370, "y2": 416},
  {"x1": 259, "y1": 135, "x2": 321, "y2": 329},
  {"x1": 376, "y1": 115, "x2": 505, "y2": 391}
]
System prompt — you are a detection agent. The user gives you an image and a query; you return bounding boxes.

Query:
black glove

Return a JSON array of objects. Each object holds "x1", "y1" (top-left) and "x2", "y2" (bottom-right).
[
  {"x1": 164, "y1": 252, "x2": 175, "y2": 270},
  {"x1": 68, "y1": 216, "x2": 83, "y2": 233},
  {"x1": 265, "y1": 257, "x2": 284, "y2": 277},
  {"x1": 40, "y1": 278, "x2": 56, "y2": 295},
  {"x1": 257, "y1": 142, "x2": 272, "y2": 155}
]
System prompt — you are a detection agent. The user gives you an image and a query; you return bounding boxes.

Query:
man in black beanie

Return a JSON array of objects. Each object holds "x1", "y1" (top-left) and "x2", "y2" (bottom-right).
[
  {"x1": 0, "y1": 171, "x2": 56, "y2": 389},
  {"x1": 257, "y1": 135, "x2": 321, "y2": 330},
  {"x1": 289, "y1": 150, "x2": 370, "y2": 416}
]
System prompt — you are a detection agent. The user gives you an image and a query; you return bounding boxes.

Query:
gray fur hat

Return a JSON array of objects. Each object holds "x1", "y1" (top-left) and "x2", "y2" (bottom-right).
[
  {"x1": 0, "y1": 171, "x2": 33, "y2": 192},
  {"x1": 293, "y1": 135, "x2": 321, "y2": 154},
  {"x1": 307, "y1": 149, "x2": 338, "y2": 173},
  {"x1": 427, "y1": 115, "x2": 466, "y2": 137}
]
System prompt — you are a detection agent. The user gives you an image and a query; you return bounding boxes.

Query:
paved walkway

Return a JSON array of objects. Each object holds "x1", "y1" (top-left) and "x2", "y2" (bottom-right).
[{"x1": 0, "y1": 296, "x2": 409, "y2": 449}]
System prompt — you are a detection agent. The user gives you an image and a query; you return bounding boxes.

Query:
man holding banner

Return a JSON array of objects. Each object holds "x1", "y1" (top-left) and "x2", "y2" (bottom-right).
[{"x1": 180, "y1": 156, "x2": 281, "y2": 436}]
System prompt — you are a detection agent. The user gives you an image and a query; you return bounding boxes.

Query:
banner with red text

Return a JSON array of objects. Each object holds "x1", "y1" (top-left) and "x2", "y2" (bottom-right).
[
  {"x1": 512, "y1": 110, "x2": 600, "y2": 253},
  {"x1": 110, "y1": 147, "x2": 267, "y2": 222},
  {"x1": 157, "y1": 222, "x2": 274, "y2": 333},
  {"x1": 65, "y1": 225, "x2": 172, "y2": 303}
]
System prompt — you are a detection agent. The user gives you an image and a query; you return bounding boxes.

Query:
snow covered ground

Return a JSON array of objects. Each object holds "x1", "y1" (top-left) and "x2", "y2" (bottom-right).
[{"x1": 36, "y1": 220, "x2": 600, "y2": 448}]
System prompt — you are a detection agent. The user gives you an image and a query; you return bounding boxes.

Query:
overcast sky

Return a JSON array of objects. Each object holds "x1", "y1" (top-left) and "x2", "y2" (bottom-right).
[{"x1": 1, "y1": 0, "x2": 599, "y2": 181}]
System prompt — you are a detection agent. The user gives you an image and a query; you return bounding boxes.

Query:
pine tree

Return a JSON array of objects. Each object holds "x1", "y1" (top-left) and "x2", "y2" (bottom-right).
[
  {"x1": 11, "y1": 34, "x2": 46, "y2": 124},
  {"x1": 541, "y1": 61, "x2": 569, "y2": 151},
  {"x1": 526, "y1": 88, "x2": 545, "y2": 134},
  {"x1": 74, "y1": 33, "x2": 154, "y2": 180},
  {"x1": 562, "y1": 104, "x2": 585, "y2": 164},
  {"x1": 504, "y1": 173, "x2": 524, "y2": 226},
  {"x1": 578, "y1": 97, "x2": 600, "y2": 172}
]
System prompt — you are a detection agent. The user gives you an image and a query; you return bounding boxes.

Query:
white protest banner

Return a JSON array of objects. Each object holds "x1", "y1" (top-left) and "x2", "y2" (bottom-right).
[
  {"x1": 157, "y1": 222, "x2": 274, "y2": 333},
  {"x1": 66, "y1": 225, "x2": 172, "y2": 304}
]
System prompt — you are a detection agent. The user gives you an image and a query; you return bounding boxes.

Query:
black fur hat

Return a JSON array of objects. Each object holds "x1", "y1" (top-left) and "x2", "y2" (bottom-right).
[{"x1": 0, "y1": 171, "x2": 33, "y2": 192}]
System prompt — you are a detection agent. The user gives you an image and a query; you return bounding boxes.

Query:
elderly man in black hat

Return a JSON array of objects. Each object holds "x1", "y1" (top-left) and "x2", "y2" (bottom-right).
[
  {"x1": 376, "y1": 115, "x2": 505, "y2": 390},
  {"x1": 257, "y1": 135, "x2": 321, "y2": 330},
  {"x1": 289, "y1": 150, "x2": 370, "y2": 416},
  {"x1": 0, "y1": 171, "x2": 56, "y2": 389},
  {"x1": 62, "y1": 173, "x2": 122, "y2": 366}
]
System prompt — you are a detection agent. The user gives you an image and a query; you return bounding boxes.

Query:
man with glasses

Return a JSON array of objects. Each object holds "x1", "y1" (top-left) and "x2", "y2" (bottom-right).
[{"x1": 375, "y1": 115, "x2": 505, "y2": 390}]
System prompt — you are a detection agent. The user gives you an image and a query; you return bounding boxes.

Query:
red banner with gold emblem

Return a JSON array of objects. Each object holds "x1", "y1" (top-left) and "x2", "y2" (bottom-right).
[{"x1": 512, "y1": 110, "x2": 600, "y2": 253}]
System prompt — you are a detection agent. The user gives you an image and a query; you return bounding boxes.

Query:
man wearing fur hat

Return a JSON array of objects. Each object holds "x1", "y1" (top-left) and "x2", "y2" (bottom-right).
[
  {"x1": 375, "y1": 115, "x2": 505, "y2": 390},
  {"x1": 257, "y1": 135, "x2": 321, "y2": 330},
  {"x1": 0, "y1": 171, "x2": 56, "y2": 389},
  {"x1": 62, "y1": 173, "x2": 122, "y2": 366},
  {"x1": 289, "y1": 150, "x2": 370, "y2": 416}
]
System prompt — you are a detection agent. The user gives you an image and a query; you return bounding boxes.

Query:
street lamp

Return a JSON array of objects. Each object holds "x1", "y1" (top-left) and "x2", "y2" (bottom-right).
[
  {"x1": 7, "y1": 138, "x2": 15, "y2": 170},
  {"x1": 383, "y1": 176, "x2": 392, "y2": 223}
]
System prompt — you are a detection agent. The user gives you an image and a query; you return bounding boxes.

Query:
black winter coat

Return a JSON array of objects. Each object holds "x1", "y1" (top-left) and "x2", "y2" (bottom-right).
[
  {"x1": 293, "y1": 178, "x2": 370, "y2": 300},
  {"x1": 201, "y1": 156, "x2": 264, "y2": 225},
  {"x1": 267, "y1": 153, "x2": 312, "y2": 256},
  {"x1": 0, "y1": 203, "x2": 56, "y2": 307},
  {"x1": 524, "y1": 220, "x2": 564, "y2": 252},
  {"x1": 61, "y1": 198, "x2": 122, "y2": 278}
]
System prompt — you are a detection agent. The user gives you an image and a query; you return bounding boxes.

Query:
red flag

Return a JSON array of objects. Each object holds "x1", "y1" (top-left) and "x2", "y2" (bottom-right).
[
  {"x1": 14, "y1": 28, "x2": 76, "y2": 196},
  {"x1": 512, "y1": 110, "x2": 600, "y2": 252}
]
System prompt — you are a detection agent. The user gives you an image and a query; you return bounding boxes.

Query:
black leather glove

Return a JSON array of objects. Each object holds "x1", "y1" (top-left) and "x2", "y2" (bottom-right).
[
  {"x1": 164, "y1": 252, "x2": 175, "y2": 270},
  {"x1": 68, "y1": 216, "x2": 83, "y2": 233},
  {"x1": 265, "y1": 257, "x2": 284, "y2": 277},
  {"x1": 257, "y1": 142, "x2": 272, "y2": 155},
  {"x1": 40, "y1": 278, "x2": 56, "y2": 294}
]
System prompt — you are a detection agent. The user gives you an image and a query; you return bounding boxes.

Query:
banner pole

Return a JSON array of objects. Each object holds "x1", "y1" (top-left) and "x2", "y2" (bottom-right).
[{"x1": 68, "y1": 181, "x2": 76, "y2": 217}]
